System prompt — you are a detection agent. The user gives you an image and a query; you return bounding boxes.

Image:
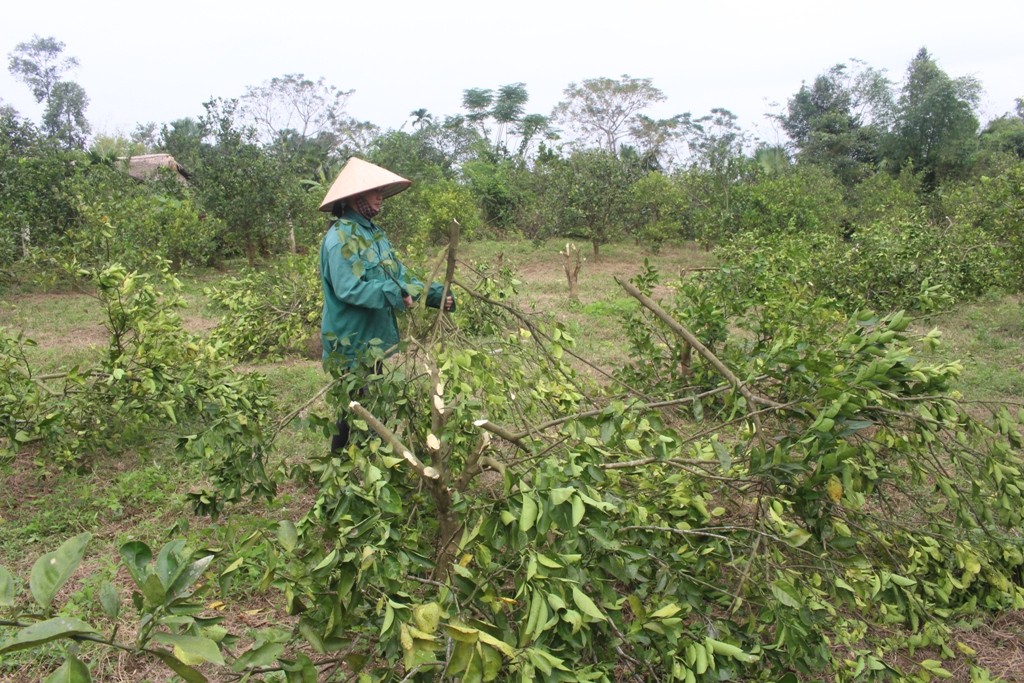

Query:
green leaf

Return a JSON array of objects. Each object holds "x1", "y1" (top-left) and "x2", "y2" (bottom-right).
[
  {"x1": 771, "y1": 580, "x2": 804, "y2": 609},
  {"x1": 154, "y1": 650, "x2": 208, "y2": 683},
  {"x1": 887, "y1": 573, "x2": 918, "y2": 588},
  {"x1": 571, "y1": 495, "x2": 585, "y2": 527},
  {"x1": 448, "y1": 639, "x2": 476, "y2": 677},
  {"x1": 43, "y1": 653, "x2": 92, "y2": 683},
  {"x1": 99, "y1": 581, "x2": 120, "y2": 619},
  {"x1": 30, "y1": 533, "x2": 92, "y2": 611},
  {"x1": 536, "y1": 553, "x2": 562, "y2": 569},
  {"x1": 142, "y1": 573, "x2": 167, "y2": 607},
  {"x1": 481, "y1": 640, "x2": 503, "y2": 680},
  {"x1": 549, "y1": 487, "x2": 575, "y2": 506},
  {"x1": 477, "y1": 630, "x2": 516, "y2": 658},
  {"x1": 0, "y1": 566, "x2": 16, "y2": 607},
  {"x1": 649, "y1": 603, "x2": 682, "y2": 619},
  {"x1": 231, "y1": 641, "x2": 286, "y2": 672},
  {"x1": 298, "y1": 619, "x2": 326, "y2": 654},
  {"x1": 119, "y1": 541, "x2": 153, "y2": 588},
  {"x1": 155, "y1": 540, "x2": 186, "y2": 588},
  {"x1": 519, "y1": 495, "x2": 538, "y2": 533},
  {"x1": 0, "y1": 617, "x2": 97, "y2": 654},
  {"x1": 711, "y1": 439, "x2": 731, "y2": 470},
  {"x1": 783, "y1": 526, "x2": 812, "y2": 548},
  {"x1": 445, "y1": 621, "x2": 480, "y2": 644},
  {"x1": 277, "y1": 521, "x2": 298, "y2": 553},
  {"x1": 168, "y1": 555, "x2": 214, "y2": 601},
  {"x1": 153, "y1": 632, "x2": 226, "y2": 666},
  {"x1": 571, "y1": 586, "x2": 606, "y2": 622},
  {"x1": 413, "y1": 602, "x2": 442, "y2": 634}
]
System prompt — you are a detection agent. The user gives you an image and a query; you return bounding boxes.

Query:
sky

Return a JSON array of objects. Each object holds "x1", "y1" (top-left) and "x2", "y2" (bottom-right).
[{"x1": 2, "y1": 0, "x2": 1022, "y2": 147}]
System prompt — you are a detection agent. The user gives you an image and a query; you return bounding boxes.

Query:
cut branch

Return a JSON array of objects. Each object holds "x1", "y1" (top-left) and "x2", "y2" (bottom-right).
[
  {"x1": 475, "y1": 385, "x2": 734, "y2": 450},
  {"x1": 616, "y1": 278, "x2": 784, "y2": 439},
  {"x1": 454, "y1": 277, "x2": 652, "y2": 402},
  {"x1": 348, "y1": 401, "x2": 439, "y2": 481}
]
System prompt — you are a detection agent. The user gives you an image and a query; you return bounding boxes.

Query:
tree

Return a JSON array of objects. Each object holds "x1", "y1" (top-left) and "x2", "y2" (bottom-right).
[
  {"x1": 777, "y1": 61, "x2": 892, "y2": 185},
  {"x1": 537, "y1": 149, "x2": 639, "y2": 258},
  {"x1": 679, "y1": 108, "x2": 751, "y2": 243},
  {"x1": 552, "y1": 74, "x2": 666, "y2": 153},
  {"x1": 130, "y1": 122, "x2": 160, "y2": 151},
  {"x1": 514, "y1": 112, "x2": 553, "y2": 158},
  {"x1": 7, "y1": 35, "x2": 79, "y2": 104},
  {"x1": 627, "y1": 170, "x2": 692, "y2": 246},
  {"x1": 887, "y1": 47, "x2": 981, "y2": 188},
  {"x1": 408, "y1": 108, "x2": 433, "y2": 129},
  {"x1": 158, "y1": 117, "x2": 204, "y2": 169},
  {"x1": 0, "y1": 107, "x2": 82, "y2": 261},
  {"x1": 42, "y1": 81, "x2": 90, "y2": 149},
  {"x1": 89, "y1": 133, "x2": 146, "y2": 160},
  {"x1": 194, "y1": 98, "x2": 298, "y2": 264},
  {"x1": 628, "y1": 113, "x2": 687, "y2": 170},
  {"x1": 7, "y1": 35, "x2": 90, "y2": 149},
  {"x1": 460, "y1": 83, "x2": 549, "y2": 157},
  {"x1": 753, "y1": 144, "x2": 790, "y2": 175},
  {"x1": 239, "y1": 73, "x2": 354, "y2": 145},
  {"x1": 977, "y1": 112, "x2": 1024, "y2": 166}
]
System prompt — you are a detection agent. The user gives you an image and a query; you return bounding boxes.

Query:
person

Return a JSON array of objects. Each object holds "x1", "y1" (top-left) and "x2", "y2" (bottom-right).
[{"x1": 318, "y1": 157, "x2": 454, "y2": 453}]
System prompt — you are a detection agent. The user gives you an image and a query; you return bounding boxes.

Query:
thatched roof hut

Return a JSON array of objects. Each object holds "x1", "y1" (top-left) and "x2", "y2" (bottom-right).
[{"x1": 121, "y1": 154, "x2": 190, "y2": 183}]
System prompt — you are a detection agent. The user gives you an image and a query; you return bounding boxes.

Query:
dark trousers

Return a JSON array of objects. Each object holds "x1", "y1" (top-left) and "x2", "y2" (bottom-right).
[
  {"x1": 329, "y1": 362, "x2": 381, "y2": 454},
  {"x1": 331, "y1": 417, "x2": 353, "y2": 453}
]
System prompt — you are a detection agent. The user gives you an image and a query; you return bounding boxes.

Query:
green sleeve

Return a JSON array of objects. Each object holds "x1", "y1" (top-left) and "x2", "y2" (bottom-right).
[{"x1": 426, "y1": 282, "x2": 456, "y2": 310}]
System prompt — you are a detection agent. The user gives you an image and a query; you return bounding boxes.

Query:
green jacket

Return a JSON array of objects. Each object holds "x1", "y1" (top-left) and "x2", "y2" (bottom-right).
[{"x1": 319, "y1": 209, "x2": 448, "y2": 369}]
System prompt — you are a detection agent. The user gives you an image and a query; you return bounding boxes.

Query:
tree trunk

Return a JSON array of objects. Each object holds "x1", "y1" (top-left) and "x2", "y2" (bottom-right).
[
  {"x1": 431, "y1": 481, "x2": 460, "y2": 576},
  {"x1": 244, "y1": 242, "x2": 257, "y2": 268},
  {"x1": 561, "y1": 242, "x2": 584, "y2": 302}
]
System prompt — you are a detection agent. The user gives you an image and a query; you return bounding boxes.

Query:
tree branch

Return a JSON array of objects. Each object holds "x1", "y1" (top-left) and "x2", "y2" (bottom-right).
[
  {"x1": 347, "y1": 401, "x2": 439, "y2": 481},
  {"x1": 616, "y1": 277, "x2": 783, "y2": 441}
]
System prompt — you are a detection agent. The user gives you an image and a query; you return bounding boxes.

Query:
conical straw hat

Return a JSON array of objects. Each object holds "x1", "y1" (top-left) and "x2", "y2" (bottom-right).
[{"x1": 318, "y1": 157, "x2": 412, "y2": 212}]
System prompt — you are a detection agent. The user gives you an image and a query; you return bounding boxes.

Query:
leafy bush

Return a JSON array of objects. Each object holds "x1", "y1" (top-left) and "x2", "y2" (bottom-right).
[
  {"x1": 937, "y1": 161, "x2": 1024, "y2": 288},
  {"x1": 847, "y1": 167, "x2": 924, "y2": 227},
  {"x1": 206, "y1": 251, "x2": 322, "y2": 362},
  {"x1": 716, "y1": 212, "x2": 1010, "y2": 313},
  {"x1": 4, "y1": 254, "x2": 1024, "y2": 681},
  {"x1": 463, "y1": 158, "x2": 532, "y2": 231},
  {"x1": 1, "y1": 261, "x2": 271, "y2": 471},
  {"x1": 628, "y1": 171, "x2": 692, "y2": 248},
  {"x1": 730, "y1": 164, "x2": 847, "y2": 237},
  {"x1": 26, "y1": 163, "x2": 221, "y2": 275},
  {"x1": 0, "y1": 111, "x2": 81, "y2": 267},
  {"x1": 381, "y1": 179, "x2": 484, "y2": 248}
]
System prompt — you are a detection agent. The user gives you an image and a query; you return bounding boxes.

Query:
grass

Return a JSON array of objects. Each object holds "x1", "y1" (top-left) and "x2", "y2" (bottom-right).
[
  {"x1": 2, "y1": 239, "x2": 1023, "y2": 681},
  {"x1": 918, "y1": 291, "x2": 1024, "y2": 402}
]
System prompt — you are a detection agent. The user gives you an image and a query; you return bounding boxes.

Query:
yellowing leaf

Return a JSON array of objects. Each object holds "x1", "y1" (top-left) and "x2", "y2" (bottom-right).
[
  {"x1": 413, "y1": 602, "x2": 442, "y2": 633},
  {"x1": 826, "y1": 475, "x2": 843, "y2": 503}
]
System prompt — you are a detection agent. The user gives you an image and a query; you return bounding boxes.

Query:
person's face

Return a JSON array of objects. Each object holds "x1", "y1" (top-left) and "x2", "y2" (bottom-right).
[{"x1": 359, "y1": 189, "x2": 384, "y2": 214}]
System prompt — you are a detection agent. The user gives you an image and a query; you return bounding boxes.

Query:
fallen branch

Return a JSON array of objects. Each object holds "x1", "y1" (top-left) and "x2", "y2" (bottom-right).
[
  {"x1": 474, "y1": 385, "x2": 734, "y2": 451},
  {"x1": 453, "y1": 277, "x2": 652, "y2": 403},
  {"x1": 347, "y1": 401, "x2": 439, "y2": 481},
  {"x1": 616, "y1": 278, "x2": 784, "y2": 439}
]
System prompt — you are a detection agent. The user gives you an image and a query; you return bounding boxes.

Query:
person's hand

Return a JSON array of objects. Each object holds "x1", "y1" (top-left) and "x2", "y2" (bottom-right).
[
  {"x1": 444, "y1": 296, "x2": 454, "y2": 311},
  {"x1": 403, "y1": 294, "x2": 414, "y2": 308}
]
